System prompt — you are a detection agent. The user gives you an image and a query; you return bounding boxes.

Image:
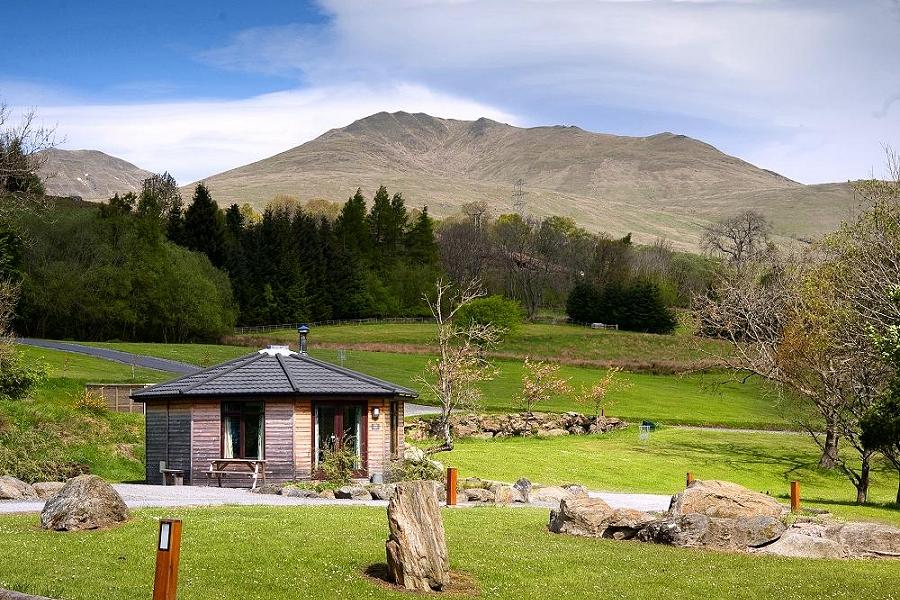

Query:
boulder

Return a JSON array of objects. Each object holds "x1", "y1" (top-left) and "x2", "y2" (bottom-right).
[
  {"x1": 335, "y1": 485, "x2": 371, "y2": 500},
  {"x1": 637, "y1": 513, "x2": 785, "y2": 551},
  {"x1": 542, "y1": 428, "x2": 570, "y2": 437},
  {"x1": 494, "y1": 485, "x2": 526, "y2": 505},
  {"x1": 530, "y1": 486, "x2": 573, "y2": 505},
  {"x1": 39, "y1": 475, "x2": 128, "y2": 531},
  {"x1": 758, "y1": 524, "x2": 844, "y2": 559},
  {"x1": 282, "y1": 487, "x2": 320, "y2": 499},
  {"x1": 563, "y1": 484, "x2": 589, "y2": 497},
  {"x1": 826, "y1": 522, "x2": 900, "y2": 558},
  {"x1": 549, "y1": 496, "x2": 655, "y2": 540},
  {"x1": 249, "y1": 483, "x2": 283, "y2": 495},
  {"x1": 0, "y1": 476, "x2": 37, "y2": 500},
  {"x1": 464, "y1": 488, "x2": 494, "y2": 503},
  {"x1": 318, "y1": 489, "x2": 336, "y2": 499},
  {"x1": 513, "y1": 478, "x2": 532, "y2": 503},
  {"x1": 669, "y1": 480, "x2": 786, "y2": 520},
  {"x1": 368, "y1": 484, "x2": 397, "y2": 501},
  {"x1": 385, "y1": 480, "x2": 450, "y2": 592},
  {"x1": 32, "y1": 482, "x2": 66, "y2": 500}
]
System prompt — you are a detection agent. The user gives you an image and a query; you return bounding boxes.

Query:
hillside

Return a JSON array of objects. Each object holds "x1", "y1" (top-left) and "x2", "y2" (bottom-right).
[
  {"x1": 37, "y1": 148, "x2": 152, "y2": 200},
  {"x1": 193, "y1": 111, "x2": 857, "y2": 249}
]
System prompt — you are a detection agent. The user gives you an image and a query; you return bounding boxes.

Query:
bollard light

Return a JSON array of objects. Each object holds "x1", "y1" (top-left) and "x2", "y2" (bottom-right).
[{"x1": 153, "y1": 519, "x2": 183, "y2": 600}]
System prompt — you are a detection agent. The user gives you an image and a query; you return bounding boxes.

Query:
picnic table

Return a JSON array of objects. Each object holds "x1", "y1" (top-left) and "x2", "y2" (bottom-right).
[{"x1": 205, "y1": 458, "x2": 267, "y2": 490}]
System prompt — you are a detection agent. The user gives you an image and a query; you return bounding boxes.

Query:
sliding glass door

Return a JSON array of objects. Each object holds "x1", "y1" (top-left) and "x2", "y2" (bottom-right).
[{"x1": 314, "y1": 402, "x2": 365, "y2": 475}]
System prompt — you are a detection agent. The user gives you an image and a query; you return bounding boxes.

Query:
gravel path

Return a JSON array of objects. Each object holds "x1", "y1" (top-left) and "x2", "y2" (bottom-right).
[{"x1": 0, "y1": 484, "x2": 671, "y2": 514}]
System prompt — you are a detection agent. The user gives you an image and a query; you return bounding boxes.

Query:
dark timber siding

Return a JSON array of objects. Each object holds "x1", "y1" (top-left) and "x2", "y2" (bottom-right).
[
  {"x1": 144, "y1": 401, "x2": 192, "y2": 485},
  {"x1": 264, "y1": 400, "x2": 295, "y2": 482}
]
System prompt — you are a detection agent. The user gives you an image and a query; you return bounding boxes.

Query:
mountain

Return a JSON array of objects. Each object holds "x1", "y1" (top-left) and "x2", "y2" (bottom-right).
[
  {"x1": 38, "y1": 148, "x2": 152, "y2": 200},
  {"x1": 193, "y1": 111, "x2": 857, "y2": 249}
]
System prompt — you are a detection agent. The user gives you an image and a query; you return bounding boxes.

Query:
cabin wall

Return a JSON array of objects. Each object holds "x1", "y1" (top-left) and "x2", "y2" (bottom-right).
[
  {"x1": 294, "y1": 400, "x2": 313, "y2": 479},
  {"x1": 366, "y1": 398, "x2": 389, "y2": 477},
  {"x1": 191, "y1": 402, "x2": 221, "y2": 484},
  {"x1": 264, "y1": 400, "x2": 295, "y2": 482},
  {"x1": 144, "y1": 401, "x2": 191, "y2": 485}
]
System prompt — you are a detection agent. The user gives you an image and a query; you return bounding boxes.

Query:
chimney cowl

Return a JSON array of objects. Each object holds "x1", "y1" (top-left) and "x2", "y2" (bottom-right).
[{"x1": 297, "y1": 323, "x2": 310, "y2": 354}]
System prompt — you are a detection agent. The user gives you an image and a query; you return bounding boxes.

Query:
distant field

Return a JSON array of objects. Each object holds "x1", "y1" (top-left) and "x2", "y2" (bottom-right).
[
  {"x1": 435, "y1": 427, "x2": 900, "y2": 526},
  {"x1": 84, "y1": 342, "x2": 791, "y2": 429},
  {"x1": 227, "y1": 323, "x2": 731, "y2": 371},
  {"x1": 18, "y1": 345, "x2": 167, "y2": 383}
]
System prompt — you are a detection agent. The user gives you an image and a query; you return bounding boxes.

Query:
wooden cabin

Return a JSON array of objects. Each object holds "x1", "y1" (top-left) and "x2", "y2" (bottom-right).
[{"x1": 132, "y1": 345, "x2": 416, "y2": 486}]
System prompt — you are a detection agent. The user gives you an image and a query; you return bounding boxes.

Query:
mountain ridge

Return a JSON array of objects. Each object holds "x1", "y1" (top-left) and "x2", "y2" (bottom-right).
[{"x1": 38, "y1": 148, "x2": 152, "y2": 200}]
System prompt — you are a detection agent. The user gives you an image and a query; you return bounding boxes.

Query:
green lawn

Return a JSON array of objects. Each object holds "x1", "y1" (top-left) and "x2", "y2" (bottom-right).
[
  {"x1": 227, "y1": 322, "x2": 732, "y2": 370},
  {"x1": 80, "y1": 341, "x2": 248, "y2": 369},
  {"x1": 434, "y1": 426, "x2": 900, "y2": 526},
  {"x1": 0, "y1": 506, "x2": 898, "y2": 600},
  {"x1": 18, "y1": 345, "x2": 168, "y2": 383},
  {"x1": 79, "y1": 342, "x2": 789, "y2": 429}
]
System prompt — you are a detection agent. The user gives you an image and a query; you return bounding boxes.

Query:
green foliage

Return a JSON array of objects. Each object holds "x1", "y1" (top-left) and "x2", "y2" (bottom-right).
[
  {"x1": 389, "y1": 448, "x2": 444, "y2": 483},
  {"x1": 860, "y1": 392, "x2": 900, "y2": 458},
  {"x1": 319, "y1": 436, "x2": 359, "y2": 487},
  {"x1": 74, "y1": 388, "x2": 107, "y2": 412},
  {"x1": 0, "y1": 348, "x2": 46, "y2": 401},
  {"x1": 454, "y1": 295, "x2": 522, "y2": 334},
  {"x1": 183, "y1": 183, "x2": 227, "y2": 267},
  {"x1": 566, "y1": 280, "x2": 677, "y2": 334},
  {"x1": 565, "y1": 282, "x2": 603, "y2": 323}
]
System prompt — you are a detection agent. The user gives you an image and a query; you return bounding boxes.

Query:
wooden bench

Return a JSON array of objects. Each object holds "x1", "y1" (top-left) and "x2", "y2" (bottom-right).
[
  {"x1": 161, "y1": 469, "x2": 184, "y2": 486},
  {"x1": 204, "y1": 459, "x2": 267, "y2": 490}
]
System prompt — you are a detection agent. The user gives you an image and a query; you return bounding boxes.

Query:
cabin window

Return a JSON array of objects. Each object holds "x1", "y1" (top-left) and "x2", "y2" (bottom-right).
[{"x1": 222, "y1": 402, "x2": 264, "y2": 459}]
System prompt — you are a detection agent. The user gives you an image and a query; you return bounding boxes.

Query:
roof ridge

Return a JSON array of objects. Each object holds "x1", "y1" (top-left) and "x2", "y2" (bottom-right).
[
  {"x1": 132, "y1": 352, "x2": 258, "y2": 397},
  {"x1": 275, "y1": 352, "x2": 303, "y2": 393},
  {"x1": 180, "y1": 352, "x2": 266, "y2": 394},
  {"x1": 290, "y1": 353, "x2": 417, "y2": 396}
]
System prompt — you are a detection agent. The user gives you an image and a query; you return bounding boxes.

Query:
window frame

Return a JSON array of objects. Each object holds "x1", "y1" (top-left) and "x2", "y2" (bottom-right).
[{"x1": 221, "y1": 401, "x2": 265, "y2": 460}]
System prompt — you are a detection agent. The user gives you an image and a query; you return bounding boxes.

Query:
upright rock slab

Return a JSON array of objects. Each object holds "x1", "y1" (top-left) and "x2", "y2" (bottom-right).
[
  {"x1": 40, "y1": 475, "x2": 128, "y2": 531},
  {"x1": 385, "y1": 480, "x2": 450, "y2": 592},
  {"x1": 669, "y1": 480, "x2": 786, "y2": 519}
]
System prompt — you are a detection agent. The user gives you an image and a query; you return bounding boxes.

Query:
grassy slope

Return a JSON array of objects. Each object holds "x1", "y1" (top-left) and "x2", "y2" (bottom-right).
[
  {"x1": 1, "y1": 506, "x2": 898, "y2": 600},
  {"x1": 82, "y1": 342, "x2": 787, "y2": 429},
  {"x1": 436, "y1": 427, "x2": 900, "y2": 526},
  {"x1": 227, "y1": 322, "x2": 732, "y2": 369},
  {"x1": 0, "y1": 346, "x2": 167, "y2": 482}
]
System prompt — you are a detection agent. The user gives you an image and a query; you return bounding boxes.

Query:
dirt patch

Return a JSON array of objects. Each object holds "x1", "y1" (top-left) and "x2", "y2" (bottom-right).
[{"x1": 362, "y1": 564, "x2": 479, "y2": 596}]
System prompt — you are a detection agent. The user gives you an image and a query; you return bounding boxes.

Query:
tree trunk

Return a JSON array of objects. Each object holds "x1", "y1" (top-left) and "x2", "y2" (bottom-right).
[
  {"x1": 896, "y1": 468, "x2": 900, "y2": 505},
  {"x1": 855, "y1": 458, "x2": 870, "y2": 504},
  {"x1": 818, "y1": 420, "x2": 840, "y2": 469}
]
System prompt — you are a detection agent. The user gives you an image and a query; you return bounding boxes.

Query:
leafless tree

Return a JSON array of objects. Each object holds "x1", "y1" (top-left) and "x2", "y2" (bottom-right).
[
  {"x1": 700, "y1": 210, "x2": 772, "y2": 268},
  {"x1": 417, "y1": 278, "x2": 502, "y2": 453},
  {"x1": 436, "y1": 218, "x2": 494, "y2": 286},
  {"x1": 0, "y1": 103, "x2": 57, "y2": 213}
]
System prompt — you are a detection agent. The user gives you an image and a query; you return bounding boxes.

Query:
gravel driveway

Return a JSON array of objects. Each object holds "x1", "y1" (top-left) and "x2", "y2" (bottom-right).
[{"x1": 0, "y1": 484, "x2": 671, "y2": 514}]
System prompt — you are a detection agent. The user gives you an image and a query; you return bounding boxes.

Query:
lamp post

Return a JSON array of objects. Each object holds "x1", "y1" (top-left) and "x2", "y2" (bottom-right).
[{"x1": 153, "y1": 519, "x2": 183, "y2": 600}]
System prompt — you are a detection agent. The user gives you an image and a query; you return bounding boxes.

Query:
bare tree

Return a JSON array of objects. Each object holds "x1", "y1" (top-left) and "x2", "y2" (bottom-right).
[
  {"x1": 436, "y1": 218, "x2": 494, "y2": 286},
  {"x1": 700, "y1": 210, "x2": 772, "y2": 268},
  {"x1": 519, "y1": 357, "x2": 570, "y2": 413},
  {"x1": 0, "y1": 103, "x2": 57, "y2": 211},
  {"x1": 417, "y1": 278, "x2": 502, "y2": 452}
]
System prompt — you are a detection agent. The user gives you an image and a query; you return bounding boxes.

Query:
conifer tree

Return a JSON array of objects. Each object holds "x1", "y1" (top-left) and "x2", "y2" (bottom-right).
[{"x1": 183, "y1": 183, "x2": 227, "y2": 267}]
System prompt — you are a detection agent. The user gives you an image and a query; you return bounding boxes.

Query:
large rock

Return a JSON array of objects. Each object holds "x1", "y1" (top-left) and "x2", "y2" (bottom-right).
[
  {"x1": 757, "y1": 524, "x2": 844, "y2": 559},
  {"x1": 549, "y1": 496, "x2": 655, "y2": 540},
  {"x1": 32, "y1": 482, "x2": 66, "y2": 500},
  {"x1": 530, "y1": 486, "x2": 575, "y2": 505},
  {"x1": 385, "y1": 480, "x2": 450, "y2": 592},
  {"x1": 637, "y1": 513, "x2": 785, "y2": 551},
  {"x1": 368, "y1": 483, "x2": 397, "y2": 501},
  {"x1": 0, "y1": 476, "x2": 37, "y2": 500},
  {"x1": 826, "y1": 522, "x2": 900, "y2": 558},
  {"x1": 494, "y1": 485, "x2": 526, "y2": 505},
  {"x1": 514, "y1": 478, "x2": 532, "y2": 502},
  {"x1": 335, "y1": 485, "x2": 371, "y2": 500},
  {"x1": 464, "y1": 488, "x2": 494, "y2": 503},
  {"x1": 669, "y1": 480, "x2": 786, "y2": 520},
  {"x1": 282, "y1": 487, "x2": 320, "y2": 499},
  {"x1": 39, "y1": 475, "x2": 128, "y2": 531}
]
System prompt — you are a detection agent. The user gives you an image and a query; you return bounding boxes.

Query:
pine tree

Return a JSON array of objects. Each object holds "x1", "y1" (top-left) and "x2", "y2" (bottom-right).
[
  {"x1": 183, "y1": 183, "x2": 227, "y2": 267},
  {"x1": 404, "y1": 207, "x2": 439, "y2": 266},
  {"x1": 335, "y1": 188, "x2": 371, "y2": 258}
]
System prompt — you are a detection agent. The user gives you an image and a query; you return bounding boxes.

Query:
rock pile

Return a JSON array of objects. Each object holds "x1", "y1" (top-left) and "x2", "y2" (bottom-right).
[
  {"x1": 406, "y1": 411, "x2": 627, "y2": 441},
  {"x1": 549, "y1": 478, "x2": 900, "y2": 560}
]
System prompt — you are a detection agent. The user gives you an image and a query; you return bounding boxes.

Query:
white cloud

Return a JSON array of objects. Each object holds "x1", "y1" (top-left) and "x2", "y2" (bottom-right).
[{"x1": 13, "y1": 83, "x2": 519, "y2": 184}]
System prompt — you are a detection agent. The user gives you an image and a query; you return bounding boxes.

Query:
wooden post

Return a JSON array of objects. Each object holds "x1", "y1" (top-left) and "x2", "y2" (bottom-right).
[
  {"x1": 686, "y1": 472, "x2": 694, "y2": 487},
  {"x1": 790, "y1": 481, "x2": 801, "y2": 513},
  {"x1": 446, "y1": 467, "x2": 458, "y2": 507},
  {"x1": 152, "y1": 519, "x2": 183, "y2": 600}
]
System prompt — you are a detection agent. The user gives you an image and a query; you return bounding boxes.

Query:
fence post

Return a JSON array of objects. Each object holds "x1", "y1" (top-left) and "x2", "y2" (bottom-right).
[
  {"x1": 790, "y1": 481, "x2": 801, "y2": 513},
  {"x1": 446, "y1": 467, "x2": 458, "y2": 507},
  {"x1": 686, "y1": 472, "x2": 694, "y2": 487}
]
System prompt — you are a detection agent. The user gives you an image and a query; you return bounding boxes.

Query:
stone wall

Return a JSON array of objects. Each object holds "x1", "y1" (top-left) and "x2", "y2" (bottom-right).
[{"x1": 405, "y1": 411, "x2": 627, "y2": 441}]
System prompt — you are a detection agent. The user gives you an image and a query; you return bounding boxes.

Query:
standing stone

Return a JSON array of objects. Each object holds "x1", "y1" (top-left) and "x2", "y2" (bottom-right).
[
  {"x1": 40, "y1": 475, "x2": 128, "y2": 531},
  {"x1": 385, "y1": 480, "x2": 449, "y2": 592}
]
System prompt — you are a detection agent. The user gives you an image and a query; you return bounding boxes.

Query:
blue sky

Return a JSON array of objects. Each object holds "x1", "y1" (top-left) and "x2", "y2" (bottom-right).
[{"x1": 3, "y1": 0, "x2": 899, "y2": 184}]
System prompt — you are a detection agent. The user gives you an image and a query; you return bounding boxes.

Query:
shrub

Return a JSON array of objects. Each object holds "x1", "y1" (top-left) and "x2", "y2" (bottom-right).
[
  {"x1": 565, "y1": 279, "x2": 677, "y2": 334},
  {"x1": 75, "y1": 389, "x2": 107, "y2": 412},
  {"x1": 319, "y1": 436, "x2": 359, "y2": 487},
  {"x1": 389, "y1": 446, "x2": 444, "y2": 483},
  {"x1": 454, "y1": 295, "x2": 522, "y2": 335},
  {"x1": 0, "y1": 350, "x2": 47, "y2": 401},
  {"x1": 566, "y1": 282, "x2": 603, "y2": 324}
]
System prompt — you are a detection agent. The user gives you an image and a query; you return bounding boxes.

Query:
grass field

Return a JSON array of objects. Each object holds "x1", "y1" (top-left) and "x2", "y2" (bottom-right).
[
  {"x1": 0, "y1": 506, "x2": 898, "y2": 600},
  {"x1": 226, "y1": 322, "x2": 732, "y2": 370},
  {"x1": 431, "y1": 427, "x2": 900, "y2": 526},
  {"x1": 80, "y1": 342, "x2": 791, "y2": 429}
]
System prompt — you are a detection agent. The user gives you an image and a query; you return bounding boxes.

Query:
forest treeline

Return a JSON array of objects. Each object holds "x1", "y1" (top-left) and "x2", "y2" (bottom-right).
[{"x1": 5, "y1": 172, "x2": 715, "y2": 342}]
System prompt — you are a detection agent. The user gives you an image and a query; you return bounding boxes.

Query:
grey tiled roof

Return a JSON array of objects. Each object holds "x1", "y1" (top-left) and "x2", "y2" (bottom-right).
[{"x1": 132, "y1": 351, "x2": 418, "y2": 400}]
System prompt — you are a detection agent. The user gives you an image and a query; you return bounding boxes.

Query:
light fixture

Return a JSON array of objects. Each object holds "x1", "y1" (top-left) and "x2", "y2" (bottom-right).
[
  {"x1": 159, "y1": 521, "x2": 172, "y2": 551},
  {"x1": 372, "y1": 406, "x2": 380, "y2": 420}
]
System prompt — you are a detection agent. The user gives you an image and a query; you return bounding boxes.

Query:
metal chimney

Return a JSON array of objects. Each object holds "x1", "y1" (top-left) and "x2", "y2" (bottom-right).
[{"x1": 297, "y1": 324, "x2": 310, "y2": 354}]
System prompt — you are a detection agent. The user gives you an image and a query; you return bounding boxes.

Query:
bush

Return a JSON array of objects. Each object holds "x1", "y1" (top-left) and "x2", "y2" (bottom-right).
[
  {"x1": 454, "y1": 295, "x2": 522, "y2": 333},
  {"x1": 389, "y1": 446, "x2": 444, "y2": 483},
  {"x1": 566, "y1": 282, "x2": 603, "y2": 324},
  {"x1": 75, "y1": 389, "x2": 107, "y2": 412},
  {"x1": 319, "y1": 436, "x2": 359, "y2": 487},
  {"x1": 0, "y1": 350, "x2": 47, "y2": 401}
]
